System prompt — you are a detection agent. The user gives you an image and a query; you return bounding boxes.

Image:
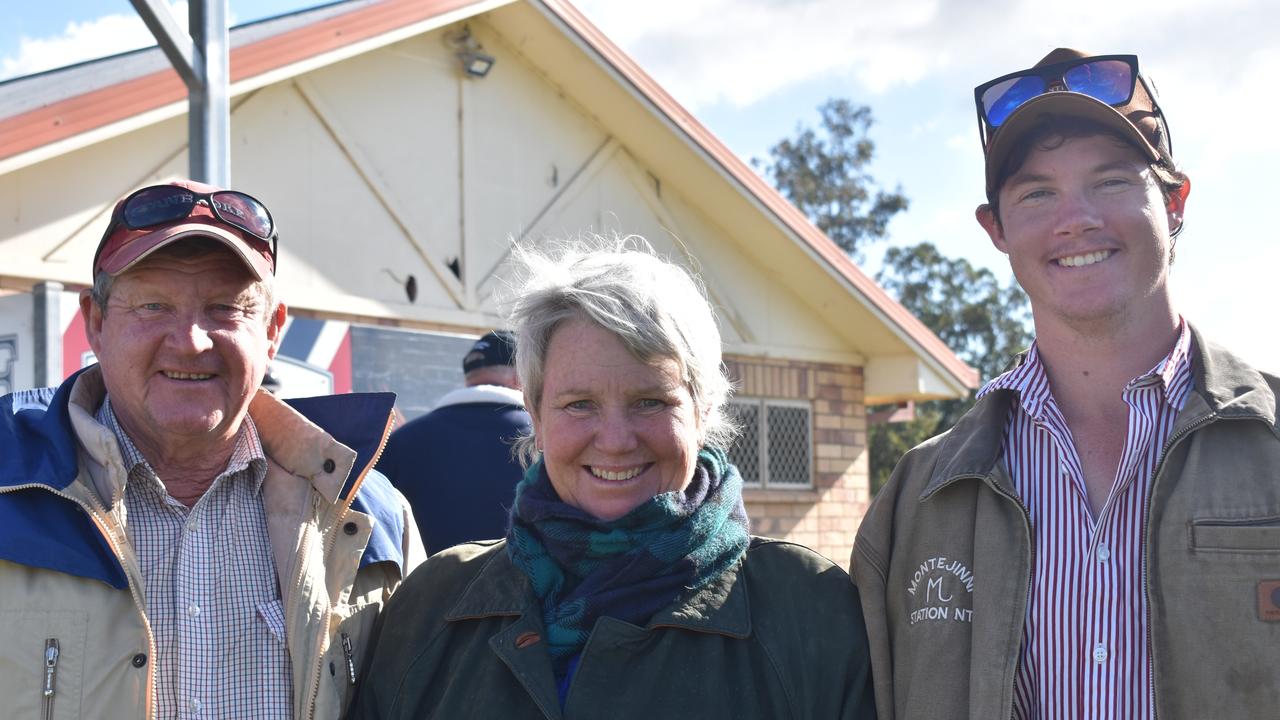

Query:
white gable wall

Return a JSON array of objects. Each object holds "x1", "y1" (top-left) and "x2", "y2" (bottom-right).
[{"x1": 0, "y1": 11, "x2": 968, "y2": 400}]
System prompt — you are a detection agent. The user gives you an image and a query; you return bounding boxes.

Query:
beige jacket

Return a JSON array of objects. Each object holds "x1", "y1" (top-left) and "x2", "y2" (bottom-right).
[
  {"x1": 853, "y1": 328, "x2": 1280, "y2": 719},
  {"x1": 0, "y1": 367, "x2": 425, "y2": 719}
]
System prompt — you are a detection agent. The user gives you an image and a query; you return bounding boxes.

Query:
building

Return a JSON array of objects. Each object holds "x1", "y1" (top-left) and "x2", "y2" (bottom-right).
[{"x1": 0, "y1": 0, "x2": 977, "y2": 564}]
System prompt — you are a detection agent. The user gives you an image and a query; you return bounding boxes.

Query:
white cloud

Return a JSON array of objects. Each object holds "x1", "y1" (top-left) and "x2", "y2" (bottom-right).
[{"x1": 1, "y1": 2, "x2": 189, "y2": 80}]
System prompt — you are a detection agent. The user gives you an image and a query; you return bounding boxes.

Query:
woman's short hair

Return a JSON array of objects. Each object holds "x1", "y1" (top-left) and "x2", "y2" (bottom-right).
[{"x1": 507, "y1": 235, "x2": 736, "y2": 462}]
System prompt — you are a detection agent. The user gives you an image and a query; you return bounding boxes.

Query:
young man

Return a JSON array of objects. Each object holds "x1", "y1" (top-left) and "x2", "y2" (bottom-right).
[
  {"x1": 0, "y1": 180, "x2": 423, "y2": 719},
  {"x1": 853, "y1": 48, "x2": 1280, "y2": 718}
]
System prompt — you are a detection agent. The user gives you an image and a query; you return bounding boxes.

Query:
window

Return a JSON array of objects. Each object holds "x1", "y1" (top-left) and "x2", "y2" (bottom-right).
[{"x1": 726, "y1": 398, "x2": 812, "y2": 487}]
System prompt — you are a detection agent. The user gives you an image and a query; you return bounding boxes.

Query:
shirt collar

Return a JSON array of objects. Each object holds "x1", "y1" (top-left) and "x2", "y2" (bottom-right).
[
  {"x1": 977, "y1": 317, "x2": 1196, "y2": 420},
  {"x1": 95, "y1": 395, "x2": 267, "y2": 494}
]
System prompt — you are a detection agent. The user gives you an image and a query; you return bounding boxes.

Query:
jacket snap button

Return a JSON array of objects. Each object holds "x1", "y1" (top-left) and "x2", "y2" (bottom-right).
[
  {"x1": 323, "y1": 458, "x2": 336, "y2": 473},
  {"x1": 131, "y1": 653, "x2": 148, "y2": 668},
  {"x1": 343, "y1": 521, "x2": 359, "y2": 535},
  {"x1": 515, "y1": 632, "x2": 541, "y2": 649}
]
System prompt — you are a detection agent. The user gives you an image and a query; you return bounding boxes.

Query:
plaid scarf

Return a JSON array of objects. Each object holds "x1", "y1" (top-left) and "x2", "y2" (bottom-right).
[{"x1": 506, "y1": 446, "x2": 750, "y2": 678}]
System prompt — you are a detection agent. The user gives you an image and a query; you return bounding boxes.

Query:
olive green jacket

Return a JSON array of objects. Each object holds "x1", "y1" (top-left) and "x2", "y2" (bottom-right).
[
  {"x1": 852, "y1": 328, "x2": 1280, "y2": 719},
  {"x1": 348, "y1": 537, "x2": 876, "y2": 719}
]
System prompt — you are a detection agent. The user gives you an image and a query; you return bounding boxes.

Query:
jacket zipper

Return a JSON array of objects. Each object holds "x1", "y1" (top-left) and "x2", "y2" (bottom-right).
[
  {"x1": 303, "y1": 407, "x2": 399, "y2": 719},
  {"x1": 1142, "y1": 412, "x2": 1219, "y2": 719},
  {"x1": 341, "y1": 633, "x2": 356, "y2": 686},
  {"x1": 1, "y1": 483, "x2": 158, "y2": 719},
  {"x1": 42, "y1": 638, "x2": 59, "y2": 720}
]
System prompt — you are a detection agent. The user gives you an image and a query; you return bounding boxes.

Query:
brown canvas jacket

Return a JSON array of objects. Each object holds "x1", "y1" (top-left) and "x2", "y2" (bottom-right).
[
  {"x1": 347, "y1": 537, "x2": 877, "y2": 720},
  {"x1": 852, "y1": 327, "x2": 1280, "y2": 719}
]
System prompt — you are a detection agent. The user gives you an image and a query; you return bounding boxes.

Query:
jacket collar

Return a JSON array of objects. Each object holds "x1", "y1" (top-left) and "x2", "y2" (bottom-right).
[
  {"x1": 921, "y1": 324, "x2": 1278, "y2": 501},
  {"x1": 0, "y1": 366, "x2": 403, "y2": 577},
  {"x1": 445, "y1": 541, "x2": 751, "y2": 638},
  {"x1": 434, "y1": 384, "x2": 524, "y2": 409}
]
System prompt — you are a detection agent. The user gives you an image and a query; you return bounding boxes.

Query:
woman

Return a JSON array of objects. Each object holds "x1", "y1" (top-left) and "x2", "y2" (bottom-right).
[{"x1": 348, "y1": 239, "x2": 876, "y2": 719}]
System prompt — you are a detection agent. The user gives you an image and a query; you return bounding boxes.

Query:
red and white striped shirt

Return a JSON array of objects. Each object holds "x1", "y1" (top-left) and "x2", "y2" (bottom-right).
[{"x1": 979, "y1": 321, "x2": 1194, "y2": 719}]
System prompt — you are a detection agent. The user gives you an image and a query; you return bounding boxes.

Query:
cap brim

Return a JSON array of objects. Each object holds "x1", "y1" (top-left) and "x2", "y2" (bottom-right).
[
  {"x1": 985, "y1": 91, "x2": 1161, "y2": 195},
  {"x1": 98, "y1": 222, "x2": 271, "y2": 281}
]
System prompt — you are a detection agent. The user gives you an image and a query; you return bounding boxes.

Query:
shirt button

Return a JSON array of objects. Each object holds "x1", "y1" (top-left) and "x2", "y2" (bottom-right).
[
  {"x1": 189, "y1": 697, "x2": 202, "y2": 712},
  {"x1": 186, "y1": 518, "x2": 199, "y2": 532},
  {"x1": 1093, "y1": 643, "x2": 1108, "y2": 663},
  {"x1": 187, "y1": 603, "x2": 201, "y2": 618},
  {"x1": 1097, "y1": 544, "x2": 1111, "y2": 562}
]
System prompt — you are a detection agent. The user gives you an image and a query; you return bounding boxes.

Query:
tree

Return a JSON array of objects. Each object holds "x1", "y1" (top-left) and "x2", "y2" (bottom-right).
[
  {"x1": 756, "y1": 99, "x2": 908, "y2": 261},
  {"x1": 760, "y1": 100, "x2": 1032, "y2": 493},
  {"x1": 869, "y1": 243, "x2": 1032, "y2": 491}
]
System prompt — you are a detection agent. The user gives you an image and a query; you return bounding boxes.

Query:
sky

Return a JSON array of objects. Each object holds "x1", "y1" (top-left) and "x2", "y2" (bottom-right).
[{"x1": 3, "y1": 0, "x2": 1276, "y2": 372}]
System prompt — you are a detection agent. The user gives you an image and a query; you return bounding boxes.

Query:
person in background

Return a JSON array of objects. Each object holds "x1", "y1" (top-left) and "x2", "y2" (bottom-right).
[
  {"x1": 853, "y1": 48, "x2": 1280, "y2": 718},
  {"x1": 348, "y1": 238, "x2": 876, "y2": 718},
  {"x1": 0, "y1": 180, "x2": 423, "y2": 719},
  {"x1": 377, "y1": 330, "x2": 532, "y2": 553}
]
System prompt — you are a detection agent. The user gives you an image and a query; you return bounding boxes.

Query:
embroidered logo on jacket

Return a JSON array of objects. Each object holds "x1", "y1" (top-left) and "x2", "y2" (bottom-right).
[
  {"x1": 907, "y1": 556, "x2": 974, "y2": 625},
  {"x1": 1258, "y1": 580, "x2": 1280, "y2": 621}
]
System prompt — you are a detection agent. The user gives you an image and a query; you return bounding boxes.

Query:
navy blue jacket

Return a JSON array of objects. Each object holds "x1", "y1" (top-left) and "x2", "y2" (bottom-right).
[{"x1": 376, "y1": 385, "x2": 531, "y2": 554}]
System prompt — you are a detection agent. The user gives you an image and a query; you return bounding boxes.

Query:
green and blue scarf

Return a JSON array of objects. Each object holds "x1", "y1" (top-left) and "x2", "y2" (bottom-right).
[{"x1": 506, "y1": 446, "x2": 750, "y2": 682}]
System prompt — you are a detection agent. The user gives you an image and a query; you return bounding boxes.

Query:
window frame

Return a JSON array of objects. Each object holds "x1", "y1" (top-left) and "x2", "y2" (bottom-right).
[{"x1": 727, "y1": 396, "x2": 814, "y2": 489}]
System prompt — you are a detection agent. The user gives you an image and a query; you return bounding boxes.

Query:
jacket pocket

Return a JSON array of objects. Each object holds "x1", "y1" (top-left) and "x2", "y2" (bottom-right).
[
  {"x1": 257, "y1": 598, "x2": 288, "y2": 644},
  {"x1": 0, "y1": 611, "x2": 87, "y2": 720},
  {"x1": 1189, "y1": 517, "x2": 1280, "y2": 553}
]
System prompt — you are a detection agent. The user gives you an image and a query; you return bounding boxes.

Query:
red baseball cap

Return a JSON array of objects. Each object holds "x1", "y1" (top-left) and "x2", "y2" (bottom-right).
[{"x1": 93, "y1": 179, "x2": 276, "y2": 280}]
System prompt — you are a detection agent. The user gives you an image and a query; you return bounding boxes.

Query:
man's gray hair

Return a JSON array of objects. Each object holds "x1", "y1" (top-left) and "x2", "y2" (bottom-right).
[{"x1": 507, "y1": 235, "x2": 736, "y2": 463}]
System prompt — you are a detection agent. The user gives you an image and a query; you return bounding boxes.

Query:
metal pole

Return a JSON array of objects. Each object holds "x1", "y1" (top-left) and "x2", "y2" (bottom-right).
[
  {"x1": 189, "y1": 0, "x2": 230, "y2": 185},
  {"x1": 32, "y1": 282, "x2": 62, "y2": 386},
  {"x1": 129, "y1": 0, "x2": 230, "y2": 185}
]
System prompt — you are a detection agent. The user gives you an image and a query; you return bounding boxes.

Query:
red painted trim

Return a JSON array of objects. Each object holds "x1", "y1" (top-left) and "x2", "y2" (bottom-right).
[
  {"x1": 329, "y1": 330, "x2": 353, "y2": 394},
  {"x1": 0, "y1": 0, "x2": 486, "y2": 162},
  {"x1": 62, "y1": 311, "x2": 92, "y2": 379}
]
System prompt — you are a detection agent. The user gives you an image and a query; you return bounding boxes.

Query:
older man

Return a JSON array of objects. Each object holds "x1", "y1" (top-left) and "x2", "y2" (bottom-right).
[
  {"x1": 0, "y1": 180, "x2": 423, "y2": 719},
  {"x1": 854, "y1": 49, "x2": 1280, "y2": 718}
]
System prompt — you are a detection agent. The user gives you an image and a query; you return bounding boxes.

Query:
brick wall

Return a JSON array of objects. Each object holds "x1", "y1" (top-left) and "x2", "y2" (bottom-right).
[{"x1": 724, "y1": 354, "x2": 869, "y2": 569}]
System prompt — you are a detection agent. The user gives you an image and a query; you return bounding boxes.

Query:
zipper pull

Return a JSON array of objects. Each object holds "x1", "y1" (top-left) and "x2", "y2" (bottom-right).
[
  {"x1": 43, "y1": 639, "x2": 59, "y2": 697},
  {"x1": 340, "y1": 632, "x2": 356, "y2": 686}
]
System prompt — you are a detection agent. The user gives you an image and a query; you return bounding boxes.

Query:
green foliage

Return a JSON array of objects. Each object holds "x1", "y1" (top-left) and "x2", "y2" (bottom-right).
[
  {"x1": 867, "y1": 244, "x2": 1033, "y2": 493},
  {"x1": 758, "y1": 99, "x2": 1033, "y2": 494},
  {"x1": 756, "y1": 99, "x2": 908, "y2": 261}
]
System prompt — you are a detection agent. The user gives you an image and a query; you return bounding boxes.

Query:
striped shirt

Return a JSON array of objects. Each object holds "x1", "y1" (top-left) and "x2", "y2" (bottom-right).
[
  {"x1": 979, "y1": 322, "x2": 1193, "y2": 720},
  {"x1": 97, "y1": 398, "x2": 293, "y2": 719}
]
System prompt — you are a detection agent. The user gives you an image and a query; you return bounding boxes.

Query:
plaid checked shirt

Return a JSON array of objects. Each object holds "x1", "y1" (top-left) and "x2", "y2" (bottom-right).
[{"x1": 98, "y1": 398, "x2": 293, "y2": 719}]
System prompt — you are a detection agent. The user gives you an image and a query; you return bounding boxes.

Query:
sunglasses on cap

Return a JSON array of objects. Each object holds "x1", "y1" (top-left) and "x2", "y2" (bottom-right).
[
  {"x1": 973, "y1": 54, "x2": 1170, "y2": 154},
  {"x1": 97, "y1": 184, "x2": 278, "y2": 267}
]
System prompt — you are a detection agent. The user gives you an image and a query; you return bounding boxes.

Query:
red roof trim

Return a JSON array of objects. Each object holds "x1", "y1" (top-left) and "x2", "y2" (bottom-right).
[
  {"x1": 0, "y1": 0, "x2": 485, "y2": 161},
  {"x1": 537, "y1": 0, "x2": 978, "y2": 389}
]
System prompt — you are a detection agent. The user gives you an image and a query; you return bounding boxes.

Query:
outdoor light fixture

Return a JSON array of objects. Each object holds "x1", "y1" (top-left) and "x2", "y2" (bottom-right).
[{"x1": 448, "y1": 26, "x2": 495, "y2": 78}]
